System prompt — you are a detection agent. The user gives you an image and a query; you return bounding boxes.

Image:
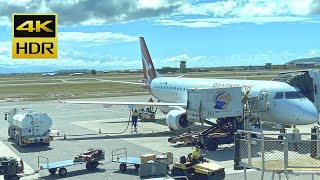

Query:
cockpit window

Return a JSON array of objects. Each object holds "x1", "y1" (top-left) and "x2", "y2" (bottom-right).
[
  {"x1": 274, "y1": 92, "x2": 284, "y2": 99},
  {"x1": 285, "y1": 91, "x2": 306, "y2": 99}
]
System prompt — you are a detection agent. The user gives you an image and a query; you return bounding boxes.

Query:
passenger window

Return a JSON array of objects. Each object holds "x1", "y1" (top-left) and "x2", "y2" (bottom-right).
[{"x1": 274, "y1": 92, "x2": 284, "y2": 99}]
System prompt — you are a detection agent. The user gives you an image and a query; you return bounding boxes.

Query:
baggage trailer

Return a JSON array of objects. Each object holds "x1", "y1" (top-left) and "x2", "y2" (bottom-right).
[
  {"x1": 112, "y1": 148, "x2": 141, "y2": 172},
  {"x1": 38, "y1": 148, "x2": 105, "y2": 177},
  {"x1": 112, "y1": 148, "x2": 173, "y2": 177}
]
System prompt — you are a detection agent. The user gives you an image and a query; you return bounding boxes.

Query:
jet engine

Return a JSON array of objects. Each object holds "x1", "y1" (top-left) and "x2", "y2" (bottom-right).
[{"x1": 165, "y1": 110, "x2": 190, "y2": 130}]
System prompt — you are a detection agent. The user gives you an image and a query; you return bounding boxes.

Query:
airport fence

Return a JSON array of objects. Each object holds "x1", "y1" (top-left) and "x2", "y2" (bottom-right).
[{"x1": 234, "y1": 127, "x2": 320, "y2": 174}]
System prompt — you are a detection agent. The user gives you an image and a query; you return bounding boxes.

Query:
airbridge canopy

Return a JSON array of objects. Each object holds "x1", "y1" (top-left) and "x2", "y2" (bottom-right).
[
  {"x1": 272, "y1": 71, "x2": 314, "y2": 102},
  {"x1": 273, "y1": 70, "x2": 320, "y2": 111}
]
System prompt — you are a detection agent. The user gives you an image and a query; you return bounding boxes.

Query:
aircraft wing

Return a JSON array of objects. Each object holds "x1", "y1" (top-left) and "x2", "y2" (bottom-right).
[
  {"x1": 98, "y1": 79, "x2": 144, "y2": 85},
  {"x1": 59, "y1": 100, "x2": 186, "y2": 109}
]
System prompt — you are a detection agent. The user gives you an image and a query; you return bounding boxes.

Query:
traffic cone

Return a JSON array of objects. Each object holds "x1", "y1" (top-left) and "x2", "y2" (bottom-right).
[
  {"x1": 99, "y1": 128, "x2": 101, "y2": 134},
  {"x1": 63, "y1": 134, "x2": 66, "y2": 139}
]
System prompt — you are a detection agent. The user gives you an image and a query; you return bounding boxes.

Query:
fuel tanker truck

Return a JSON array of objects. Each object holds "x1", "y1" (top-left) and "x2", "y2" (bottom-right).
[{"x1": 4, "y1": 108, "x2": 53, "y2": 146}]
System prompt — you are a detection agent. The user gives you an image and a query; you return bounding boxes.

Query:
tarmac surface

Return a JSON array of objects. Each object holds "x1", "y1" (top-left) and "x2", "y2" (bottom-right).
[{"x1": 1, "y1": 95, "x2": 320, "y2": 180}]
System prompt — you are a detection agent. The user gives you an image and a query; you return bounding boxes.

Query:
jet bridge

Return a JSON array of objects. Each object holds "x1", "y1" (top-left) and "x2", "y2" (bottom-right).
[{"x1": 273, "y1": 70, "x2": 320, "y2": 111}]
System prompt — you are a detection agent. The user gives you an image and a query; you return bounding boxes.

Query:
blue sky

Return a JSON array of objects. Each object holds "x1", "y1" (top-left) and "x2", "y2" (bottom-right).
[{"x1": 0, "y1": 0, "x2": 320, "y2": 73}]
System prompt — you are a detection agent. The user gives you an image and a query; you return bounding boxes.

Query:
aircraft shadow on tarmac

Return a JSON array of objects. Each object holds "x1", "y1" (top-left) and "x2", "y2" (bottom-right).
[
  {"x1": 38, "y1": 168, "x2": 106, "y2": 179},
  {"x1": 204, "y1": 145, "x2": 235, "y2": 162},
  {"x1": 5, "y1": 139, "x2": 53, "y2": 153},
  {"x1": 112, "y1": 167, "x2": 139, "y2": 176},
  {"x1": 112, "y1": 168, "x2": 170, "y2": 179}
]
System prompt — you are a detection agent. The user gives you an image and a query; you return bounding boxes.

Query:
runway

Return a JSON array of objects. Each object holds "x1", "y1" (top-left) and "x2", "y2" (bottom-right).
[{"x1": 0, "y1": 95, "x2": 319, "y2": 179}]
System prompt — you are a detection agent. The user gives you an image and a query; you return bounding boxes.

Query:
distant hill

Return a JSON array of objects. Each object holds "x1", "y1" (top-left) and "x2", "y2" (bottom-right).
[
  {"x1": 53, "y1": 69, "x2": 91, "y2": 74},
  {"x1": 288, "y1": 57, "x2": 320, "y2": 64}
]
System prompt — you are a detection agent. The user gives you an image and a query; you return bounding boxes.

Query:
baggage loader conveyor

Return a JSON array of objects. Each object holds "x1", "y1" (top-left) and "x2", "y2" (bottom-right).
[{"x1": 168, "y1": 118, "x2": 237, "y2": 151}]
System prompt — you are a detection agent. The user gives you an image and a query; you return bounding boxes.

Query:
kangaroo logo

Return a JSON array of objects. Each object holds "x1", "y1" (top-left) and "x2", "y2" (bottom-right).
[{"x1": 141, "y1": 40, "x2": 156, "y2": 85}]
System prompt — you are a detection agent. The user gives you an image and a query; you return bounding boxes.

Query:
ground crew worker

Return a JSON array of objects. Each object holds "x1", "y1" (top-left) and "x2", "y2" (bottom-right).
[
  {"x1": 292, "y1": 124, "x2": 300, "y2": 151},
  {"x1": 242, "y1": 90, "x2": 250, "y2": 100},
  {"x1": 191, "y1": 146, "x2": 201, "y2": 165},
  {"x1": 131, "y1": 109, "x2": 139, "y2": 132},
  {"x1": 19, "y1": 159, "x2": 24, "y2": 173},
  {"x1": 242, "y1": 90, "x2": 250, "y2": 110},
  {"x1": 292, "y1": 125, "x2": 300, "y2": 133},
  {"x1": 148, "y1": 98, "x2": 154, "y2": 112}
]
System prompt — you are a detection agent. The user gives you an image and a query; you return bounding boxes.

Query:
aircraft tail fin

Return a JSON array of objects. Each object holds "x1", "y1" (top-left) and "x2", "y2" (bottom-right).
[{"x1": 140, "y1": 37, "x2": 161, "y2": 86}]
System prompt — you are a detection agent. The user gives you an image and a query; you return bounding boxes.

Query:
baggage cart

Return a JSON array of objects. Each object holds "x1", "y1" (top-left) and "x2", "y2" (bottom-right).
[
  {"x1": 38, "y1": 148, "x2": 105, "y2": 177},
  {"x1": 112, "y1": 148, "x2": 141, "y2": 172}
]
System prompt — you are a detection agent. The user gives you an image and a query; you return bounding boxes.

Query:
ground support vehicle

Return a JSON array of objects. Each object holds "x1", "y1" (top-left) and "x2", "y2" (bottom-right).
[
  {"x1": 0, "y1": 157, "x2": 38, "y2": 180},
  {"x1": 171, "y1": 155, "x2": 225, "y2": 180},
  {"x1": 38, "y1": 148, "x2": 105, "y2": 177},
  {"x1": 168, "y1": 87, "x2": 262, "y2": 151},
  {"x1": 168, "y1": 118, "x2": 238, "y2": 151},
  {"x1": 4, "y1": 108, "x2": 53, "y2": 146},
  {"x1": 139, "y1": 107, "x2": 156, "y2": 122}
]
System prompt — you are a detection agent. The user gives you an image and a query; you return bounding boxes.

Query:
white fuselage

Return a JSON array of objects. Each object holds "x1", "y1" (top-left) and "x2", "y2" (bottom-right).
[{"x1": 149, "y1": 77, "x2": 319, "y2": 125}]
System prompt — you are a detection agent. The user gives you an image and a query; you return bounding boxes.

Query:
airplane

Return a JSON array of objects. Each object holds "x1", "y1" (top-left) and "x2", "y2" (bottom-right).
[{"x1": 60, "y1": 37, "x2": 319, "y2": 131}]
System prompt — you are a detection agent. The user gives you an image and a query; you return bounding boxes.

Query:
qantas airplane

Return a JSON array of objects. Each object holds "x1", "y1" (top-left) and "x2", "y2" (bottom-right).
[{"x1": 61, "y1": 37, "x2": 319, "y2": 130}]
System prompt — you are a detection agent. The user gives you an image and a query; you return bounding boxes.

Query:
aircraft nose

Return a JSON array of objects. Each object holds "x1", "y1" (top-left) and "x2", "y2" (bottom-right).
[{"x1": 299, "y1": 101, "x2": 319, "y2": 124}]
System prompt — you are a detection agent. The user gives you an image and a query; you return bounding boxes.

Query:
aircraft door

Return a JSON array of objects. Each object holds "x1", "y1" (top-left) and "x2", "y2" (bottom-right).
[{"x1": 258, "y1": 90, "x2": 269, "y2": 111}]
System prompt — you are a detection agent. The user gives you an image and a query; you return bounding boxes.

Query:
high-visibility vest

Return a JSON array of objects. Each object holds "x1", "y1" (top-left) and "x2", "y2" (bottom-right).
[
  {"x1": 292, "y1": 127, "x2": 300, "y2": 133},
  {"x1": 132, "y1": 111, "x2": 139, "y2": 116},
  {"x1": 192, "y1": 149, "x2": 201, "y2": 159}
]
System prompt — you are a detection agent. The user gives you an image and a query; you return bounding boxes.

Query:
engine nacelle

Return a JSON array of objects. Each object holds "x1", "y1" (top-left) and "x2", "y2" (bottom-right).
[{"x1": 166, "y1": 110, "x2": 190, "y2": 130}]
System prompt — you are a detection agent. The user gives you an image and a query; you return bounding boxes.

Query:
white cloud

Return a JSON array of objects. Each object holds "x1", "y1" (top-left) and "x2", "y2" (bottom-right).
[
  {"x1": 158, "y1": 16, "x2": 311, "y2": 28},
  {"x1": 59, "y1": 32, "x2": 138, "y2": 44},
  {"x1": 1, "y1": 0, "x2": 319, "y2": 28},
  {"x1": 161, "y1": 0, "x2": 320, "y2": 28},
  {"x1": 0, "y1": 0, "x2": 184, "y2": 26},
  {"x1": 138, "y1": 0, "x2": 161, "y2": 9},
  {"x1": 0, "y1": 43, "x2": 141, "y2": 72},
  {"x1": 0, "y1": 17, "x2": 11, "y2": 26},
  {"x1": 309, "y1": 49, "x2": 320, "y2": 57},
  {"x1": 163, "y1": 53, "x2": 206, "y2": 62},
  {"x1": 0, "y1": 41, "x2": 11, "y2": 54},
  {"x1": 179, "y1": 0, "x2": 320, "y2": 17}
]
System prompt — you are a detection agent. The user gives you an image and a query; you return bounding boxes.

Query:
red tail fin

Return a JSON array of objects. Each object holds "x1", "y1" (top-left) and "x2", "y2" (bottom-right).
[{"x1": 140, "y1": 37, "x2": 161, "y2": 86}]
